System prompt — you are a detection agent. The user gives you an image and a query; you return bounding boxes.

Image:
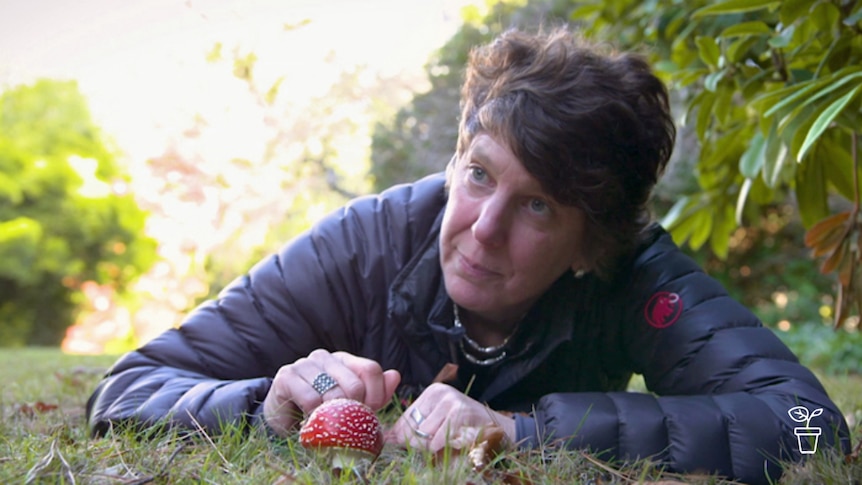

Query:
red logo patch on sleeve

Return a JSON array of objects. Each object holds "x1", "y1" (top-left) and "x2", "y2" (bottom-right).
[{"x1": 645, "y1": 291, "x2": 683, "y2": 328}]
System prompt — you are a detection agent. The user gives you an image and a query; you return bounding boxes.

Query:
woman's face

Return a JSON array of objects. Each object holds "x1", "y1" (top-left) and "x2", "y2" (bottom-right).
[{"x1": 440, "y1": 132, "x2": 587, "y2": 325}]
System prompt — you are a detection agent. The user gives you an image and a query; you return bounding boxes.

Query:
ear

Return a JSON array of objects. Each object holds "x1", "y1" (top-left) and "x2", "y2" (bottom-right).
[{"x1": 570, "y1": 258, "x2": 591, "y2": 278}]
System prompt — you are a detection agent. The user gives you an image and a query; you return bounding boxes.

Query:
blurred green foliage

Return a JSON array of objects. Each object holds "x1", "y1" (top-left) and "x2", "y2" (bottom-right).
[
  {"x1": 572, "y1": 0, "x2": 862, "y2": 328},
  {"x1": 0, "y1": 79, "x2": 156, "y2": 346},
  {"x1": 777, "y1": 321, "x2": 862, "y2": 374}
]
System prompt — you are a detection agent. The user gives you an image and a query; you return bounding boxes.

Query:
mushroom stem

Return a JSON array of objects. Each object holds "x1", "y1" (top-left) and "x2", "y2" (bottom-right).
[{"x1": 329, "y1": 448, "x2": 374, "y2": 470}]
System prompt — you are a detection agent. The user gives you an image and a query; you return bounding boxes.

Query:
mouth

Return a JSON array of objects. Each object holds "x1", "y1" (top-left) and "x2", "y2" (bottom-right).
[{"x1": 457, "y1": 252, "x2": 501, "y2": 280}]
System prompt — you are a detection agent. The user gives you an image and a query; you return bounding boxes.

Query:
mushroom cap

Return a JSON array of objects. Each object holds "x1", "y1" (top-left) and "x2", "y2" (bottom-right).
[{"x1": 299, "y1": 398, "x2": 384, "y2": 458}]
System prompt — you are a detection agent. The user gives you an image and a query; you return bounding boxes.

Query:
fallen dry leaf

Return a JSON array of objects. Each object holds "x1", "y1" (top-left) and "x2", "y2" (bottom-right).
[
  {"x1": 847, "y1": 439, "x2": 861, "y2": 464},
  {"x1": 467, "y1": 426, "x2": 507, "y2": 471},
  {"x1": 18, "y1": 401, "x2": 59, "y2": 417},
  {"x1": 272, "y1": 473, "x2": 297, "y2": 484}
]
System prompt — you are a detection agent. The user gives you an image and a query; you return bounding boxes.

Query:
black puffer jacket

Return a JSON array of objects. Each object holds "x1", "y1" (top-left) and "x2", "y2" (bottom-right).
[{"x1": 88, "y1": 173, "x2": 850, "y2": 484}]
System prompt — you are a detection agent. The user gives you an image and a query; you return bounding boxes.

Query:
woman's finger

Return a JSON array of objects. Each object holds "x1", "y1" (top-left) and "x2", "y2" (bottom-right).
[{"x1": 333, "y1": 351, "x2": 393, "y2": 409}]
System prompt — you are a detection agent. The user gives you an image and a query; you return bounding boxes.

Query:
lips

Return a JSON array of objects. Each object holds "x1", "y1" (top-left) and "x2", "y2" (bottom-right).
[{"x1": 457, "y1": 252, "x2": 501, "y2": 280}]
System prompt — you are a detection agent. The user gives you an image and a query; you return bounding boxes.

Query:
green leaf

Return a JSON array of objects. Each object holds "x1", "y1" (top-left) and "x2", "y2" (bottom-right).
[
  {"x1": 783, "y1": 103, "x2": 821, "y2": 162},
  {"x1": 740, "y1": 131, "x2": 766, "y2": 178},
  {"x1": 704, "y1": 69, "x2": 725, "y2": 92},
  {"x1": 0, "y1": 171, "x2": 23, "y2": 204},
  {"x1": 660, "y1": 196, "x2": 695, "y2": 230},
  {"x1": 810, "y1": 2, "x2": 840, "y2": 32},
  {"x1": 748, "y1": 172, "x2": 778, "y2": 205},
  {"x1": 670, "y1": 209, "x2": 702, "y2": 247},
  {"x1": 265, "y1": 76, "x2": 285, "y2": 106},
  {"x1": 795, "y1": 151, "x2": 829, "y2": 228},
  {"x1": 741, "y1": 70, "x2": 771, "y2": 100},
  {"x1": 798, "y1": 85, "x2": 862, "y2": 161},
  {"x1": 0, "y1": 217, "x2": 43, "y2": 283},
  {"x1": 768, "y1": 24, "x2": 796, "y2": 48},
  {"x1": 232, "y1": 52, "x2": 257, "y2": 81},
  {"x1": 804, "y1": 70, "x2": 862, "y2": 108},
  {"x1": 696, "y1": 91, "x2": 717, "y2": 140},
  {"x1": 696, "y1": 36, "x2": 721, "y2": 68},
  {"x1": 205, "y1": 42, "x2": 222, "y2": 63},
  {"x1": 845, "y1": 6, "x2": 862, "y2": 26},
  {"x1": 689, "y1": 208, "x2": 714, "y2": 250},
  {"x1": 812, "y1": 66, "x2": 862, "y2": 104},
  {"x1": 570, "y1": 3, "x2": 604, "y2": 19},
  {"x1": 763, "y1": 80, "x2": 821, "y2": 118},
  {"x1": 693, "y1": 0, "x2": 780, "y2": 18},
  {"x1": 675, "y1": 67, "x2": 709, "y2": 88},
  {"x1": 763, "y1": 124, "x2": 789, "y2": 188},
  {"x1": 822, "y1": 139, "x2": 855, "y2": 200},
  {"x1": 727, "y1": 36, "x2": 759, "y2": 63},
  {"x1": 653, "y1": 60, "x2": 679, "y2": 74},
  {"x1": 735, "y1": 177, "x2": 754, "y2": 225},
  {"x1": 720, "y1": 21, "x2": 773, "y2": 38},
  {"x1": 710, "y1": 203, "x2": 735, "y2": 259},
  {"x1": 764, "y1": 69, "x2": 862, "y2": 119},
  {"x1": 780, "y1": 0, "x2": 817, "y2": 26},
  {"x1": 713, "y1": 84, "x2": 734, "y2": 127},
  {"x1": 752, "y1": 82, "x2": 809, "y2": 114}
]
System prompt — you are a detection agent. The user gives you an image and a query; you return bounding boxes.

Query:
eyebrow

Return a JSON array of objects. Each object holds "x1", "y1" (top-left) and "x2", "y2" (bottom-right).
[{"x1": 469, "y1": 142, "x2": 493, "y2": 165}]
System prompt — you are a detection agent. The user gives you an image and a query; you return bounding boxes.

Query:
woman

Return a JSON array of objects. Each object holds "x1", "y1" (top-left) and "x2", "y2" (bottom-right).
[{"x1": 87, "y1": 28, "x2": 850, "y2": 484}]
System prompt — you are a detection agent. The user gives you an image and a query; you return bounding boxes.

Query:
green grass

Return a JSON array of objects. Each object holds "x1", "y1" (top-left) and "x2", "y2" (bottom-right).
[{"x1": 1, "y1": 348, "x2": 860, "y2": 484}]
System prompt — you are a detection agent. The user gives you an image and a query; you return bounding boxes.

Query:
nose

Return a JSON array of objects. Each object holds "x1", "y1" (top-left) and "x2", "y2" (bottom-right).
[{"x1": 472, "y1": 197, "x2": 508, "y2": 247}]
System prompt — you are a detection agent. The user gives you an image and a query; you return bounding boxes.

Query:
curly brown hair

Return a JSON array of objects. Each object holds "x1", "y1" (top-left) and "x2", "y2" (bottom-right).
[{"x1": 457, "y1": 27, "x2": 676, "y2": 279}]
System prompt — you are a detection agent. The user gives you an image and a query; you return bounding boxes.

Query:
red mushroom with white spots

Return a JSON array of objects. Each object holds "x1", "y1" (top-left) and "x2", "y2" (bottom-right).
[{"x1": 299, "y1": 398, "x2": 384, "y2": 469}]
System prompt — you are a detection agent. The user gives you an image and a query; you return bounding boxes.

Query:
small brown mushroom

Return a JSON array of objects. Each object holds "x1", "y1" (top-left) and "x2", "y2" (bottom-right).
[{"x1": 299, "y1": 398, "x2": 383, "y2": 469}]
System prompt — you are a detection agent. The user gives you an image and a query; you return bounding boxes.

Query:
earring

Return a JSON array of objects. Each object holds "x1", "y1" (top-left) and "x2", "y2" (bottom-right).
[{"x1": 573, "y1": 269, "x2": 586, "y2": 278}]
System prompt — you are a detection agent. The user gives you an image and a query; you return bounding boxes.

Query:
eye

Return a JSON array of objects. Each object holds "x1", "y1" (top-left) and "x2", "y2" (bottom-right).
[
  {"x1": 528, "y1": 198, "x2": 550, "y2": 215},
  {"x1": 468, "y1": 165, "x2": 488, "y2": 183}
]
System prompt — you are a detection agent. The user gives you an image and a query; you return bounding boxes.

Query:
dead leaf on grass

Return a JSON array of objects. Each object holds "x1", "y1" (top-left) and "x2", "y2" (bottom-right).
[
  {"x1": 430, "y1": 425, "x2": 532, "y2": 485},
  {"x1": 18, "y1": 401, "x2": 60, "y2": 417},
  {"x1": 847, "y1": 439, "x2": 861, "y2": 464},
  {"x1": 272, "y1": 474, "x2": 298, "y2": 485}
]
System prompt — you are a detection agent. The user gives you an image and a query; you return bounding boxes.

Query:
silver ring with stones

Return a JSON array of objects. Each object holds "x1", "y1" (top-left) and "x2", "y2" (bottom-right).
[{"x1": 311, "y1": 372, "x2": 338, "y2": 395}]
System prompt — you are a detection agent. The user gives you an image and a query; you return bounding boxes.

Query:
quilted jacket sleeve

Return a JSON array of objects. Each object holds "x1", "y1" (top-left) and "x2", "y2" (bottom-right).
[
  {"x1": 518, "y1": 229, "x2": 851, "y2": 484},
  {"x1": 86, "y1": 175, "x2": 446, "y2": 436}
]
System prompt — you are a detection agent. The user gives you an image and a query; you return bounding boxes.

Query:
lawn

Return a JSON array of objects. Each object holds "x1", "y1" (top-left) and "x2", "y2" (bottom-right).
[{"x1": 1, "y1": 348, "x2": 860, "y2": 484}]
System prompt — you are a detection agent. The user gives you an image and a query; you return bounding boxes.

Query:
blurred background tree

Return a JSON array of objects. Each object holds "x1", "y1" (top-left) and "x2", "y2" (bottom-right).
[
  {"x1": 160, "y1": 37, "x2": 418, "y2": 308},
  {"x1": 0, "y1": 79, "x2": 156, "y2": 346},
  {"x1": 370, "y1": 0, "x2": 574, "y2": 189}
]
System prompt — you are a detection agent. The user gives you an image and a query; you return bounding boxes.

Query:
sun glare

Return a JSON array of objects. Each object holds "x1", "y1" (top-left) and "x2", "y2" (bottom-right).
[{"x1": 0, "y1": 0, "x2": 482, "y2": 352}]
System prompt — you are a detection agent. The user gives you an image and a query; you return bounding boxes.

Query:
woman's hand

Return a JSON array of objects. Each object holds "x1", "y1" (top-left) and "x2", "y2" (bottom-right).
[
  {"x1": 386, "y1": 382, "x2": 516, "y2": 452},
  {"x1": 262, "y1": 349, "x2": 400, "y2": 436}
]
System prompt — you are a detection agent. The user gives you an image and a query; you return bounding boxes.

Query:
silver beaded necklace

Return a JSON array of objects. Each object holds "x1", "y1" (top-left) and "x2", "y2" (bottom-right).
[{"x1": 453, "y1": 304, "x2": 519, "y2": 366}]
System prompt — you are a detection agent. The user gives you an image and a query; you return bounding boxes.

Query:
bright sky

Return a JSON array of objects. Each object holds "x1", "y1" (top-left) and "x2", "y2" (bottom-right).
[{"x1": 0, "y1": 0, "x2": 479, "y2": 159}]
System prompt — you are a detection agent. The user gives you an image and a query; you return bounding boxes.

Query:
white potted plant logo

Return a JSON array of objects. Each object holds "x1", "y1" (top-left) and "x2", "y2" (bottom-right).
[{"x1": 788, "y1": 406, "x2": 823, "y2": 454}]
